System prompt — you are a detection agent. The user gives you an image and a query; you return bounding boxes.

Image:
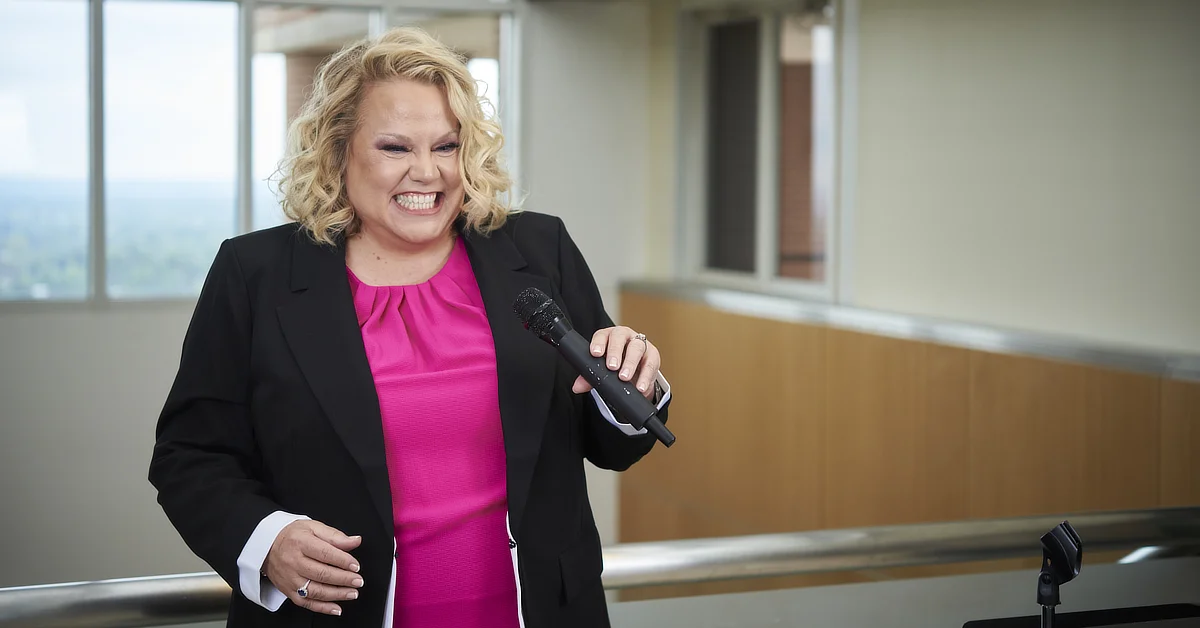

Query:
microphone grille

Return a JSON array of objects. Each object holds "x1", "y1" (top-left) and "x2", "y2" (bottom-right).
[{"x1": 513, "y1": 287, "x2": 564, "y2": 339}]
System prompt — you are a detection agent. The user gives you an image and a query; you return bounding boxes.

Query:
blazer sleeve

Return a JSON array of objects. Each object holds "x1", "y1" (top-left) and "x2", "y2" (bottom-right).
[
  {"x1": 553, "y1": 217, "x2": 669, "y2": 472},
  {"x1": 148, "y1": 239, "x2": 283, "y2": 588}
]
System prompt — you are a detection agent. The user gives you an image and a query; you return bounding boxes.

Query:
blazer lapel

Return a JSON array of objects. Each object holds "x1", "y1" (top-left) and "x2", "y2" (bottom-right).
[
  {"x1": 461, "y1": 225, "x2": 558, "y2": 538},
  {"x1": 276, "y1": 234, "x2": 394, "y2": 536}
]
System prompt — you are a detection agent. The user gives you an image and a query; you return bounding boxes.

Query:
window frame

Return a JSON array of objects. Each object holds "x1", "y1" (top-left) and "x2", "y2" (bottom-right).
[
  {"x1": 0, "y1": 0, "x2": 524, "y2": 309},
  {"x1": 676, "y1": 1, "x2": 847, "y2": 303}
]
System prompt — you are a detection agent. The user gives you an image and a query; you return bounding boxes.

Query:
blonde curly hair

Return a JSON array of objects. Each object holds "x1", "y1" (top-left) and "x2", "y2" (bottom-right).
[{"x1": 277, "y1": 27, "x2": 513, "y2": 245}]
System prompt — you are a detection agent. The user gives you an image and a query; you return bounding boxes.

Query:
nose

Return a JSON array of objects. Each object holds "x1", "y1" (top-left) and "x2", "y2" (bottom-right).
[{"x1": 409, "y1": 149, "x2": 437, "y2": 183}]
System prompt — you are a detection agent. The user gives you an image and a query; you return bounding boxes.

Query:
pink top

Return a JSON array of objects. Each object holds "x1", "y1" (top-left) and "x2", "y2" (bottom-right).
[{"x1": 348, "y1": 237, "x2": 519, "y2": 628}]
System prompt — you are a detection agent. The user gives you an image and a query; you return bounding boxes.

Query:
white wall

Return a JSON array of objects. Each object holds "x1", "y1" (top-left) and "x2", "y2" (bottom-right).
[
  {"x1": 849, "y1": 0, "x2": 1200, "y2": 352},
  {"x1": 522, "y1": 1, "x2": 652, "y2": 546},
  {"x1": 0, "y1": 305, "x2": 208, "y2": 588}
]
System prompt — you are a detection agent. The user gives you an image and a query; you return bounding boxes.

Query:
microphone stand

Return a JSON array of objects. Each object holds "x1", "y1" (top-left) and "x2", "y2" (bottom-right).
[
  {"x1": 1036, "y1": 520, "x2": 1080, "y2": 628},
  {"x1": 1037, "y1": 559, "x2": 1059, "y2": 628}
]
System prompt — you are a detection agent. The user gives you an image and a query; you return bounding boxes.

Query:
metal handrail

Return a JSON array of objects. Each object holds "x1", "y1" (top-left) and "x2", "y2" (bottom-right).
[{"x1": 2, "y1": 507, "x2": 1198, "y2": 628}]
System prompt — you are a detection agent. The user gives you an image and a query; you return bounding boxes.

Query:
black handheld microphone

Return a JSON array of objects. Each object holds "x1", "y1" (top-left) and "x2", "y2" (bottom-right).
[{"x1": 513, "y1": 287, "x2": 675, "y2": 448}]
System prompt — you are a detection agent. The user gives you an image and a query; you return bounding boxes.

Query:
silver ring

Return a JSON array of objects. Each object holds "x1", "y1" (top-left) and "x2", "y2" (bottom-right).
[
  {"x1": 297, "y1": 579, "x2": 311, "y2": 598},
  {"x1": 633, "y1": 332, "x2": 647, "y2": 345}
]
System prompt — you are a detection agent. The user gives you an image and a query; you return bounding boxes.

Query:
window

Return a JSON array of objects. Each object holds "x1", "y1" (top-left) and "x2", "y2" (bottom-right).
[
  {"x1": 685, "y1": 5, "x2": 836, "y2": 296},
  {"x1": 104, "y1": 0, "x2": 238, "y2": 299},
  {"x1": 251, "y1": 5, "x2": 378, "y2": 231},
  {"x1": 467, "y1": 57, "x2": 500, "y2": 120},
  {"x1": 412, "y1": 13, "x2": 502, "y2": 116},
  {"x1": 705, "y1": 20, "x2": 760, "y2": 274},
  {"x1": 1, "y1": 0, "x2": 516, "y2": 303},
  {"x1": 779, "y1": 15, "x2": 834, "y2": 282},
  {"x1": 0, "y1": 0, "x2": 89, "y2": 301},
  {"x1": 253, "y1": 9, "x2": 505, "y2": 232},
  {"x1": 395, "y1": 11, "x2": 508, "y2": 173}
]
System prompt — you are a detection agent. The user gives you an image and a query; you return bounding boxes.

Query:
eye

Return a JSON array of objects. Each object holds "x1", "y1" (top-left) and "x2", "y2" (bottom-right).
[
  {"x1": 381, "y1": 144, "x2": 410, "y2": 153},
  {"x1": 435, "y1": 142, "x2": 460, "y2": 154}
]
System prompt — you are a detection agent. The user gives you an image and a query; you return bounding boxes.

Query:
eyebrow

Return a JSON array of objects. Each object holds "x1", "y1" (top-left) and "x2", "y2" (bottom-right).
[{"x1": 377, "y1": 131, "x2": 460, "y2": 143}]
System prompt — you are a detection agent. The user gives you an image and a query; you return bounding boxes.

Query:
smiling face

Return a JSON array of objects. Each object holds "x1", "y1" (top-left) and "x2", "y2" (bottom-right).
[{"x1": 343, "y1": 78, "x2": 464, "y2": 253}]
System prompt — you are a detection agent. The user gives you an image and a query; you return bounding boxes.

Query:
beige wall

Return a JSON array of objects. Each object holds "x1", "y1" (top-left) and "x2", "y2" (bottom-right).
[
  {"x1": 0, "y1": 305, "x2": 206, "y2": 588},
  {"x1": 0, "y1": 306, "x2": 225, "y2": 628},
  {"x1": 644, "y1": 0, "x2": 680, "y2": 274},
  {"x1": 850, "y1": 0, "x2": 1200, "y2": 352},
  {"x1": 522, "y1": 0, "x2": 653, "y2": 547},
  {"x1": 645, "y1": 0, "x2": 1200, "y2": 354}
]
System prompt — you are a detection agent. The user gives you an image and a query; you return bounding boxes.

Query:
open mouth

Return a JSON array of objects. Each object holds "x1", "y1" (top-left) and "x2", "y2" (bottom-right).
[{"x1": 392, "y1": 192, "x2": 444, "y2": 214}]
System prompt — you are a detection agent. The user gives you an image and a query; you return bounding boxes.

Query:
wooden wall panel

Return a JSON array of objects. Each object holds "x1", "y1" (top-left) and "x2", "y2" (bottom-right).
[
  {"x1": 618, "y1": 293, "x2": 832, "y2": 601},
  {"x1": 824, "y1": 332, "x2": 970, "y2": 528},
  {"x1": 617, "y1": 294, "x2": 710, "y2": 539},
  {"x1": 776, "y1": 322, "x2": 828, "y2": 531},
  {"x1": 918, "y1": 344, "x2": 973, "y2": 520},
  {"x1": 968, "y1": 354, "x2": 1089, "y2": 518},
  {"x1": 1082, "y1": 368, "x2": 1160, "y2": 510},
  {"x1": 1161, "y1": 379, "x2": 1200, "y2": 506},
  {"x1": 617, "y1": 290, "x2": 1195, "y2": 601},
  {"x1": 619, "y1": 292, "x2": 828, "y2": 538},
  {"x1": 969, "y1": 356, "x2": 1162, "y2": 517},
  {"x1": 698, "y1": 315, "x2": 824, "y2": 533}
]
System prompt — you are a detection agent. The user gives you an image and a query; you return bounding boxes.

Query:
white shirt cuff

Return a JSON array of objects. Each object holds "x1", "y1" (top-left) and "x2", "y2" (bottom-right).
[
  {"x1": 236, "y1": 510, "x2": 310, "y2": 611},
  {"x1": 589, "y1": 372, "x2": 671, "y2": 436}
]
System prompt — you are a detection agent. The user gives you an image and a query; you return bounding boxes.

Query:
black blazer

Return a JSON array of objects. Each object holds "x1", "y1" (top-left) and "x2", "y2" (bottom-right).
[{"x1": 149, "y1": 211, "x2": 668, "y2": 628}]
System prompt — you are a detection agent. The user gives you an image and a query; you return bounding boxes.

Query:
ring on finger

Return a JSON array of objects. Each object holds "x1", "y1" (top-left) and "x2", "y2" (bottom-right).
[
  {"x1": 298, "y1": 579, "x2": 311, "y2": 598},
  {"x1": 632, "y1": 332, "x2": 647, "y2": 346}
]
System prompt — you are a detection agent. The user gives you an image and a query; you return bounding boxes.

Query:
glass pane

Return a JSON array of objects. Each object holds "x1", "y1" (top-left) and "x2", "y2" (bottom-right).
[
  {"x1": 412, "y1": 13, "x2": 502, "y2": 115},
  {"x1": 414, "y1": 14, "x2": 505, "y2": 179},
  {"x1": 0, "y1": 0, "x2": 88, "y2": 301},
  {"x1": 104, "y1": 0, "x2": 237, "y2": 299},
  {"x1": 777, "y1": 15, "x2": 832, "y2": 282},
  {"x1": 705, "y1": 20, "x2": 759, "y2": 273},
  {"x1": 252, "y1": 6, "x2": 375, "y2": 231},
  {"x1": 467, "y1": 57, "x2": 500, "y2": 120}
]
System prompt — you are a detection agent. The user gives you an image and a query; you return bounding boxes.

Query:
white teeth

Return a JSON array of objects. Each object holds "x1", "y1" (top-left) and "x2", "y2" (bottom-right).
[{"x1": 394, "y1": 193, "x2": 438, "y2": 211}]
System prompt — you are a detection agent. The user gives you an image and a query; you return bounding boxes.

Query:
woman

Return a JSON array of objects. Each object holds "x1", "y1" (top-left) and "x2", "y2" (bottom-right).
[{"x1": 149, "y1": 27, "x2": 670, "y2": 628}]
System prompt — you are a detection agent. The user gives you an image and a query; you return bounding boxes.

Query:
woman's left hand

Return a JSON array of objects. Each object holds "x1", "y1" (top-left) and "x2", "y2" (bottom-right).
[{"x1": 571, "y1": 326, "x2": 660, "y2": 400}]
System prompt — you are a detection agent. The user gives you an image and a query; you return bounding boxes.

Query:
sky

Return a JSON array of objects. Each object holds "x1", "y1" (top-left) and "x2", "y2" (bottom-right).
[
  {"x1": 0, "y1": 0, "x2": 90, "y2": 180},
  {"x1": 1, "y1": 0, "x2": 238, "y2": 181},
  {"x1": 0, "y1": 0, "x2": 501, "y2": 183}
]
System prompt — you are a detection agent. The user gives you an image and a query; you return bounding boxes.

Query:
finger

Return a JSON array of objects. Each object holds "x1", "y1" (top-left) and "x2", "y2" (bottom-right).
[
  {"x1": 302, "y1": 535, "x2": 361, "y2": 574},
  {"x1": 297, "y1": 554, "x2": 364, "y2": 588},
  {"x1": 589, "y1": 329, "x2": 611, "y2": 359},
  {"x1": 290, "y1": 591, "x2": 344, "y2": 617},
  {"x1": 572, "y1": 375, "x2": 593, "y2": 394},
  {"x1": 635, "y1": 343, "x2": 661, "y2": 396},
  {"x1": 310, "y1": 522, "x2": 363, "y2": 554},
  {"x1": 293, "y1": 571, "x2": 361, "y2": 602},
  {"x1": 606, "y1": 327, "x2": 633, "y2": 372},
  {"x1": 619, "y1": 335, "x2": 647, "y2": 382}
]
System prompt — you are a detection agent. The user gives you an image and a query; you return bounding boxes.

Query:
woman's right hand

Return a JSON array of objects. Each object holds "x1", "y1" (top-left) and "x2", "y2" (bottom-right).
[{"x1": 263, "y1": 520, "x2": 365, "y2": 616}]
